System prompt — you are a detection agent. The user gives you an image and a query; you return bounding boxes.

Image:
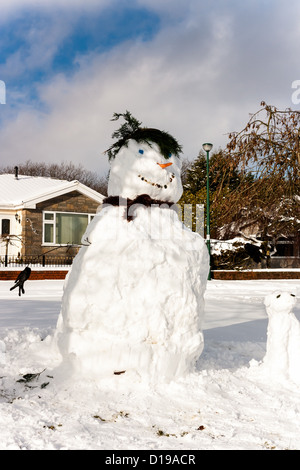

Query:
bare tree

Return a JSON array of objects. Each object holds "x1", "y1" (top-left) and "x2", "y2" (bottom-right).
[
  {"x1": 215, "y1": 102, "x2": 300, "y2": 241},
  {"x1": 226, "y1": 101, "x2": 300, "y2": 195}
]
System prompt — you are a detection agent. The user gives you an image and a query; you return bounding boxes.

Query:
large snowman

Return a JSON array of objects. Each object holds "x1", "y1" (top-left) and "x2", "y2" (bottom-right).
[{"x1": 54, "y1": 112, "x2": 209, "y2": 383}]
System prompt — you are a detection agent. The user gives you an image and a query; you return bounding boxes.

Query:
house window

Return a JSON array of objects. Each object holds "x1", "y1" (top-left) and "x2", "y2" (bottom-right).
[
  {"x1": 1, "y1": 219, "x2": 10, "y2": 235},
  {"x1": 43, "y1": 211, "x2": 94, "y2": 245},
  {"x1": 44, "y1": 213, "x2": 54, "y2": 243}
]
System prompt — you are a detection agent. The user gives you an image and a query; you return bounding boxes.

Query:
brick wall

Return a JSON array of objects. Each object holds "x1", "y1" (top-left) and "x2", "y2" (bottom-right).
[
  {"x1": 1, "y1": 269, "x2": 299, "y2": 281},
  {"x1": 212, "y1": 270, "x2": 300, "y2": 280},
  {"x1": 0, "y1": 270, "x2": 69, "y2": 281}
]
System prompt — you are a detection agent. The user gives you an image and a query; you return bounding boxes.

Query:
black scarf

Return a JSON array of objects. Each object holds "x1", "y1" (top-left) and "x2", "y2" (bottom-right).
[{"x1": 102, "y1": 194, "x2": 176, "y2": 221}]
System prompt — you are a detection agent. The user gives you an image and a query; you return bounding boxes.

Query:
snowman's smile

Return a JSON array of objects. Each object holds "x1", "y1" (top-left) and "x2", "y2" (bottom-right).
[{"x1": 138, "y1": 166, "x2": 175, "y2": 189}]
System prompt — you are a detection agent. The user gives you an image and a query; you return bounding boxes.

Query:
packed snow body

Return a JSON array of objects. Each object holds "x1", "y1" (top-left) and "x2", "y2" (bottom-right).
[
  {"x1": 263, "y1": 290, "x2": 300, "y2": 385},
  {"x1": 54, "y1": 139, "x2": 209, "y2": 383},
  {"x1": 107, "y1": 139, "x2": 183, "y2": 202}
]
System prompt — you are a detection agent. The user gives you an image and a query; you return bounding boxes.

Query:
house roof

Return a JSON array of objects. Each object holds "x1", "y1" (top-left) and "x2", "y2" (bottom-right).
[{"x1": 0, "y1": 174, "x2": 105, "y2": 210}]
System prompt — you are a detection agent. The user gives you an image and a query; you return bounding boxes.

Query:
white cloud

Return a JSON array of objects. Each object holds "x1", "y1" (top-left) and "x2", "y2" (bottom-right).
[
  {"x1": 0, "y1": 0, "x2": 113, "y2": 20},
  {"x1": 1, "y1": 19, "x2": 72, "y2": 82},
  {"x1": 1, "y1": 0, "x2": 300, "y2": 177}
]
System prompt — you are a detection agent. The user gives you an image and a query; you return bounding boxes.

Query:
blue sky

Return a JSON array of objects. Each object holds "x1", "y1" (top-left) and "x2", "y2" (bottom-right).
[
  {"x1": 1, "y1": 5, "x2": 160, "y2": 81},
  {"x1": 0, "y1": 0, "x2": 300, "y2": 176},
  {"x1": 0, "y1": 3, "x2": 160, "y2": 109}
]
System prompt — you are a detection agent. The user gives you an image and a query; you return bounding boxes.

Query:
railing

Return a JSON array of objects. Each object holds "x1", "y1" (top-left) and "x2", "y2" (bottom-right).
[{"x1": 0, "y1": 254, "x2": 75, "y2": 268}]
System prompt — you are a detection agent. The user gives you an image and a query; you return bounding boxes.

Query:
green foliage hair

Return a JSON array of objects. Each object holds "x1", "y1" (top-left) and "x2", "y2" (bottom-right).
[{"x1": 105, "y1": 111, "x2": 182, "y2": 160}]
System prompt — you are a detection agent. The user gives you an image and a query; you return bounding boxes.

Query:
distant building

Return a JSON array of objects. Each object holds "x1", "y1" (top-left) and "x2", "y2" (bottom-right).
[
  {"x1": 0, "y1": 169, "x2": 104, "y2": 261},
  {"x1": 216, "y1": 205, "x2": 300, "y2": 269}
]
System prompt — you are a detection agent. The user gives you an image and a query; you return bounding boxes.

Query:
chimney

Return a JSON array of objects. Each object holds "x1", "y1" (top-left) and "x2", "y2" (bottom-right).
[{"x1": 14, "y1": 166, "x2": 18, "y2": 180}]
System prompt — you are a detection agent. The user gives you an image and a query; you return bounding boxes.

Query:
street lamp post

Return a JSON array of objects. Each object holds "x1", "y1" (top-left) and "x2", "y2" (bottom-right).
[{"x1": 202, "y1": 142, "x2": 213, "y2": 280}]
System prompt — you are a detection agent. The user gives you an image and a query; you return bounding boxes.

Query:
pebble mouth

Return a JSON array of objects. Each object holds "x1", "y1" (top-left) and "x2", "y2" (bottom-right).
[{"x1": 137, "y1": 172, "x2": 175, "y2": 189}]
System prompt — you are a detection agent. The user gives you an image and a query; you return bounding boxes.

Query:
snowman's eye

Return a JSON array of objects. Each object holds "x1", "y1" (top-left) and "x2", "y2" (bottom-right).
[{"x1": 139, "y1": 149, "x2": 144, "y2": 155}]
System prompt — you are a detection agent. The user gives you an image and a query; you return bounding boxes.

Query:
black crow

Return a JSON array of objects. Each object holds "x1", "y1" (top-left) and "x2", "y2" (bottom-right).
[{"x1": 10, "y1": 266, "x2": 31, "y2": 296}]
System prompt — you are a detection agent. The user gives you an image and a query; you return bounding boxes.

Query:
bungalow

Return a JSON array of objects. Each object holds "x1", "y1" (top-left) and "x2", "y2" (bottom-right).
[{"x1": 0, "y1": 168, "x2": 105, "y2": 263}]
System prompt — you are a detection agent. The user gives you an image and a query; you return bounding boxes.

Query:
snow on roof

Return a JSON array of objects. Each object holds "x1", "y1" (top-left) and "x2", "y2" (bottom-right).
[{"x1": 0, "y1": 174, "x2": 104, "y2": 209}]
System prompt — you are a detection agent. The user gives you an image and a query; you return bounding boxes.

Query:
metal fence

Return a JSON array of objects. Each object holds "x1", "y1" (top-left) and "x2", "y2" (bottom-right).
[{"x1": 0, "y1": 254, "x2": 75, "y2": 268}]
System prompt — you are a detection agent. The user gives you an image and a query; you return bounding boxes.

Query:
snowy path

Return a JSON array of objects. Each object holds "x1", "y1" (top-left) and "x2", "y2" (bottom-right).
[{"x1": 0, "y1": 279, "x2": 300, "y2": 450}]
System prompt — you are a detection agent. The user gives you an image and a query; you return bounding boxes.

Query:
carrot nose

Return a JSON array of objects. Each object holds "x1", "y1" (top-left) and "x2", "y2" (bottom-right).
[{"x1": 158, "y1": 162, "x2": 173, "y2": 169}]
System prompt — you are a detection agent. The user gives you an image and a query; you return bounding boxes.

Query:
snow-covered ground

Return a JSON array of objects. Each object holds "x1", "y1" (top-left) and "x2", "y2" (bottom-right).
[{"x1": 0, "y1": 278, "x2": 300, "y2": 450}]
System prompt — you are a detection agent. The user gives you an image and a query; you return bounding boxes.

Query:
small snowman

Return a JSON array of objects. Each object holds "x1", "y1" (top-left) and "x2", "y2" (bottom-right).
[
  {"x1": 54, "y1": 112, "x2": 209, "y2": 383},
  {"x1": 263, "y1": 291, "x2": 300, "y2": 385}
]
